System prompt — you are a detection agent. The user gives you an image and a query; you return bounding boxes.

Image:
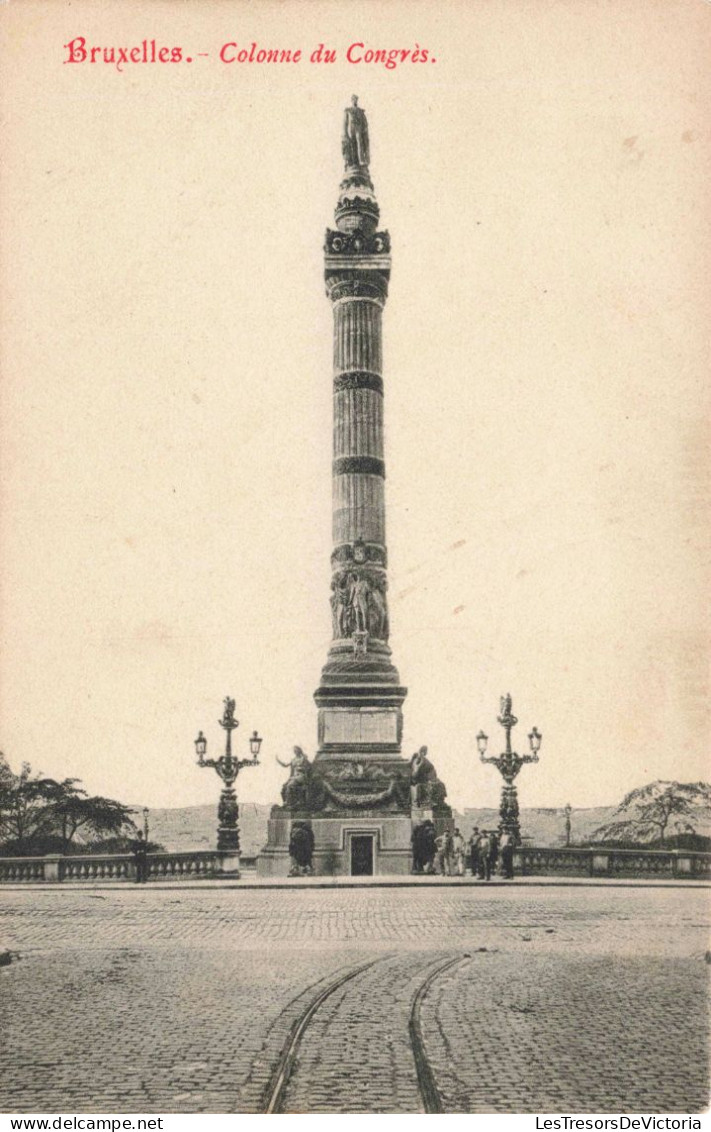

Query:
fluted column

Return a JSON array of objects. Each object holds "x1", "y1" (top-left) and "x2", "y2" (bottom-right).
[
  {"x1": 332, "y1": 296, "x2": 386, "y2": 550},
  {"x1": 314, "y1": 97, "x2": 406, "y2": 758}
]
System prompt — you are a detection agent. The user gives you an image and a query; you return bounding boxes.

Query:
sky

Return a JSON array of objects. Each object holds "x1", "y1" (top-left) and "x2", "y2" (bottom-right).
[{"x1": 1, "y1": 0, "x2": 709, "y2": 816}]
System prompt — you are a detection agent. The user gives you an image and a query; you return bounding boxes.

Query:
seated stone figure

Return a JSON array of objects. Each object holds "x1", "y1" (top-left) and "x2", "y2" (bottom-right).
[
  {"x1": 409, "y1": 746, "x2": 447, "y2": 808},
  {"x1": 277, "y1": 747, "x2": 312, "y2": 809}
]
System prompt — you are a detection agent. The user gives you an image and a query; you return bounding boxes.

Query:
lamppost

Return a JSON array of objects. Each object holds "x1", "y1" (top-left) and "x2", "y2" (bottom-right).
[
  {"x1": 564, "y1": 802, "x2": 572, "y2": 847},
  {"x1": 194, "y1": 696, "x2": 262, "y2": 871},
  {"x1": 476, "y1": 694, "x2": 542, "y2": 844},
  {"x1": 142, "y1": 807, "x2": 149, "y2": 841}
]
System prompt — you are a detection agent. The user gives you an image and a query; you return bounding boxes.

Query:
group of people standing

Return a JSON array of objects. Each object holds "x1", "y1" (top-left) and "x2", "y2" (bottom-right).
[
  {"x1": 466, "y1": 827, "x2": 515, "y2": 881},
  {"x1": 416, "y1": 825, "x2": 516, "y2": 880}
]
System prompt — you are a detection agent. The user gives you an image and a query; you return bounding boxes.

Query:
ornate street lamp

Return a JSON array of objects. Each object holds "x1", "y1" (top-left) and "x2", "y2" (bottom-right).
[
  {"x1": 142, "y1": 807, "x2": 149, "y2": 840},
  {"x1": 194, "y1": 696, "x2": 262, "y2": 865},
  {"x1": 476, "y1": 694, "x2": 542, "y2": 844},
  {"x1": 564, "y1": 802, "x2": 572, "y2": 847}
]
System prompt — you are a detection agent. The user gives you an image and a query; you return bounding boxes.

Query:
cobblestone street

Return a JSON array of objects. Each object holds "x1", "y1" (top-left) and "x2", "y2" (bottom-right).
[{"x1": 0, "y1": 885, "x2": 708, "y2": 1114}]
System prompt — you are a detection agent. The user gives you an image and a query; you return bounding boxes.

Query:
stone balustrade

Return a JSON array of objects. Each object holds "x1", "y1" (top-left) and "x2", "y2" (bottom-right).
[
  {"x1": 515, "y1": 846, "x2": 711, "y2": 879},
  {"x1": 0, "y1": 846, "x2": 707, "y2": 882},
  {"x1": 0, "y1": 856, "x2": 47, "y2": 883},
  {"x1": 60, "y1": 854, "x2": 132, "y2": 882},
  {"x1": 0, "y1": 850, "x2": 257, "y2": 883}
]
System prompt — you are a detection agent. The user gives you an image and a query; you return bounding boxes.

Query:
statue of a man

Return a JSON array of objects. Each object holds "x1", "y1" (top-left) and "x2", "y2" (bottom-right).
[
  {"x1": 342, "y1": 95, "x2": 370, "y2": 169},
  {"x1": 352, "y1": 574, "x2": 370, "y2": 633}
]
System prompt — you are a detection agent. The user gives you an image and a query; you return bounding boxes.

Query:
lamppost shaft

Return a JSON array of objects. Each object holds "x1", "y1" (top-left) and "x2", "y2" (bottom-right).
[
  {"x1": 194, "y1": 697, "x2": 262, "y2": 866},
  {"x1": 477, "y1": 694, "x2": 542, "y2": 845},
  {"x1": 564, "y1": 803, "x2": 572, "y2": 847}
]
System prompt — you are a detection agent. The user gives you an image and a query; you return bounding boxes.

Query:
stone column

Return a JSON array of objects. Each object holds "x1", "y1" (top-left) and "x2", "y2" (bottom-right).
[{"x1": 314, "y1": 100, "x2": 407, "y2": 761}]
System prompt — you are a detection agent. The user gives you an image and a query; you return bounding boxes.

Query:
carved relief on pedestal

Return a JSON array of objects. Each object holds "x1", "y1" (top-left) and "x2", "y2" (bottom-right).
[{"x1": 329, "y1": 564, "x2": 389, "y2": 642}]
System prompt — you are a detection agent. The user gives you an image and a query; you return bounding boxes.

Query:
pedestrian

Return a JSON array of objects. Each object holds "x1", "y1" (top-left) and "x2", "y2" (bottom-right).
[
  {"x1": 436, "y1": 829, "x2": 454, "y2": 876},
  {"x1": 489, "y1": 830, "x2": 500, "y2": 876},
  {"x1": 478, "y1": 830, "x2": 494, "y2": 881},
  {"x1": 499, "y1": 830, "x2": 515, "y2": 879},
  {"x1": 422, "y1": 820, "x2": 438, "y2": 874},
  {"x1": 468, "y1": 827, "x2": 480, "y2": 878},
  {"x1": 452, "y1": 827, "x2": 466, "y2": 876},
  {"x1": 132, "y1": 829, "x2": 148, "y2": 884},
  {"x1": 411, "y1": 822, "x2": 425, "y2": 874}
]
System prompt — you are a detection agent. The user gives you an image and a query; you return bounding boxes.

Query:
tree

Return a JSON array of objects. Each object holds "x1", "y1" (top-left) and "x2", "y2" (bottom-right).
[
  {"x1": 48, "y1": 792, "x2": 136, "y2": 852},
  {"x1": 592, "y1": 780, "x2": 711, "y2": 847},
  {"x1": 0, "y1": 754, "x2": 136, "y2": 854},
  {"x1": 0, "y1": 753, "x2": 14, "y2": 791},
  {"x1": 0, "y1": 760, "x2": 74, "y2": 851}
]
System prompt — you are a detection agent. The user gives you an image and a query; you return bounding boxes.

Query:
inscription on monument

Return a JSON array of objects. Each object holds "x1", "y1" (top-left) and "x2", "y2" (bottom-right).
[{"x1": 322, "y1": 709, "x2": 399, "y2": 746}]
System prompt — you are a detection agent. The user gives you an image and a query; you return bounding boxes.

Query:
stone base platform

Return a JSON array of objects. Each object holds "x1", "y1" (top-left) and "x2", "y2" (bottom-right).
[
  {"x1": 257, "y1": 812, "x2": 414, "y2": 878},
  {"x1": 256, "y1": 806, "x2": 455, "y2": 879}
]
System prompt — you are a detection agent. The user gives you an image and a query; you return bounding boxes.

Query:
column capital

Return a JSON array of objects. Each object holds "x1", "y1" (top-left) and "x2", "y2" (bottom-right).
[
  {"x1": 325, "y1": 229, "x2": 390, "y2": 256},
  {"x1": 325, "y1": 275, "x2": 388, "y2": 306}
]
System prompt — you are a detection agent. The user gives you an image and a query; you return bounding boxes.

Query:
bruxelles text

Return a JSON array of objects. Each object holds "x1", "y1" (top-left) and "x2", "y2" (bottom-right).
[{"x1": 63, "y1": 38, "x2": 434, "y2": 72}]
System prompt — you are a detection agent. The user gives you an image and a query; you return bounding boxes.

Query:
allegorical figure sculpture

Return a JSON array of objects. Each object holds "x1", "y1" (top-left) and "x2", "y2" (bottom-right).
[
  {"x1": 409, "y1": 746, "x2": 447, "y2": 808},
  {"x1": 367, "y1": 582, "x2": 388, "y2": 639},
  {"x1": 276, "y1": 746, "x2": 312, "y2": 809},
  {"x1": 330, "y1": 569, "x2": 390, "y2": 642},
  {"x1": 342, "y1": 94, "x2": 370, "y2": 169},
  {"x1": 351, "y1": 574, "x2": 370, "y2": 633}
]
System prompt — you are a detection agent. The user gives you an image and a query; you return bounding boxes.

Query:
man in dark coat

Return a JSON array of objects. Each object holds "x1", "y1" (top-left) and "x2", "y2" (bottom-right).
[
  {"x1": 468, "y1": 828, "x2": 480, "y2": 878},
  {"x1": 499, "y1": 831, "x2": 515, "y2": 879},
  {"x1": 478, "y1": 830, "x2": 497, "y2": 882},
  {"x1": 421, "y1": 820, "x2": 438, "y2": 874},
  {"x1": 411, "y1": 823, "x2": 425, "y2": 873}
]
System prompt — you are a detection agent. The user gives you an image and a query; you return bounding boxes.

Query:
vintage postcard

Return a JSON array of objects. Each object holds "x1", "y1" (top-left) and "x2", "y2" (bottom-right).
[{"x1": 0, "y1": 0, "x2": 709, "y2": 1120}]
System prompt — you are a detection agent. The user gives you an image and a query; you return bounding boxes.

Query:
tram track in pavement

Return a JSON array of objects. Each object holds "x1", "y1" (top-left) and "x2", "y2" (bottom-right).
[
  {"x1": 409, "y1": 954, "x2": 467, "y2": 1112},
  {"x1": 259, "y1": 951, "x2": 470, "y2": 1114}
]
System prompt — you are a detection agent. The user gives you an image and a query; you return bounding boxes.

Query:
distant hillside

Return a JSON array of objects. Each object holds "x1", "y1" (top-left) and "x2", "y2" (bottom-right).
[
  {"x1": 140, "y1": 802, "x2": 273, "y2": 857},
  {"x1": 459, "y1": 806, "x2": 616, "y2": 846},
  {"x1": 140, "y1": 802, "x2": 622, "y2": 853}
]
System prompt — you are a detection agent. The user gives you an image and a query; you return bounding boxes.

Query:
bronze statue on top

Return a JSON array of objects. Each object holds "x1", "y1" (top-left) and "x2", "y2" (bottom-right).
[{"x1": 342, "y1": 95, "x2": 370, "y2": 169}]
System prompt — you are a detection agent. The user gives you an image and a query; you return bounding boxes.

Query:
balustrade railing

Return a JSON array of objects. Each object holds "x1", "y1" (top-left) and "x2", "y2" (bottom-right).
[
  {"x1": 0, "y1": 849, "x2": 241, "y2": 883},
  {"x1": 148, "y1": 851, "x2": 224, "y2": 879},
  {"x1": 515, "y1": 846, "x2": 711, "y2": 879},
  {"x1": 0, "y1": 856, "x2": 46, "y2": 883},
  {"x1": 0, "y1": 846, "x2": 708, "y2": 882},
  {"x1": 60, "y1": 855, "x2": 133, "y2": 882}
]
